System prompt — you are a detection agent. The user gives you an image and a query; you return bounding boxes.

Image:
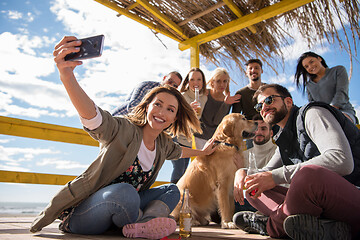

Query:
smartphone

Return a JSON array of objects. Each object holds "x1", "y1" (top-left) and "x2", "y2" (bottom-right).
[{"x1": 65, "y1": 35, "x2": 104, "y2": 61}]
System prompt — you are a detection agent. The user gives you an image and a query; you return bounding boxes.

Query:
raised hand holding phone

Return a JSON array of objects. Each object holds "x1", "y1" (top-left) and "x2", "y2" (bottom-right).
[
  {"x1": 64, "y1": 35, "x2": 104, "y2": 61},
  {"x1": 53, "y1": 36, "x2": 99, "y2": 120}
]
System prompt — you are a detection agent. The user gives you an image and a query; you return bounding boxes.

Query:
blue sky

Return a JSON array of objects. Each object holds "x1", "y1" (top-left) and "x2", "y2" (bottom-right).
[{"x1": 0, "y1": 0, "x2": 359, "y2": 203}]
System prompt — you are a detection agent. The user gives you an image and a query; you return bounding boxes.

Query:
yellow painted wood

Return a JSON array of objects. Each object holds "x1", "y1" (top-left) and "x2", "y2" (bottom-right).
[
  {"x1": 0, "y1": 170, "x2": 76, "y2": 185},
  {"x1": 179, "y1": 0, "x2": 314, "y2": 50},
  {"x1": 0, "y1": 170, "x2": 169, "y2": 188},
  {"x1": 136, "y1": 0, "x2": 188, "y2": 40},
  {"x1": 126, "y1": 2, "x2": 139, "y2": 11},
  {"x1": 150, "y1": 180, "x2": 171, "y2": 188},
  {"x1": 93, "y1": 0, "x2": 181, "y2": 42},
  {"x1": 0, "y1": 116, "x2": 98, "y2": 147},
  {"x1": 190, "y1": 44, "x2": 200, "y2": 68},
  {"x1": 223, "y1": 0, "x2": 257, "y2": 33}
]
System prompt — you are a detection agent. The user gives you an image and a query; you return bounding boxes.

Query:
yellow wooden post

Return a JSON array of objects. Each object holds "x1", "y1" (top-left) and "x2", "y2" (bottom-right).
[{"x1": 190, "y1": 44, "x2": 200, "y2": 68}]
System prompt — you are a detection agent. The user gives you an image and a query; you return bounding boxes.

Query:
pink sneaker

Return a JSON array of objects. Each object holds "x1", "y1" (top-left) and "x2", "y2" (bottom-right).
[{"x1": 122, "y1": 217, "x2": 176, "y2": 239}]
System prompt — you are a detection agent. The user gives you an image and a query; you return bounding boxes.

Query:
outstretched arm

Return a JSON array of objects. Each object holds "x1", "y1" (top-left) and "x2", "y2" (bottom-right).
[
  {"x1": 180, "y1": 138, "x2": 217, "y2": 158},
  {"x1": 53, "y1": 36, "x2": 97, "y2": 119}
]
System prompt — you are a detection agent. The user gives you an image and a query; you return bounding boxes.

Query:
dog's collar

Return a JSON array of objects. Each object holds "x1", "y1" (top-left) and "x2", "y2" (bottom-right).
[{"x1": 214, "y1": 140, "x2": 240, "y2": 151}]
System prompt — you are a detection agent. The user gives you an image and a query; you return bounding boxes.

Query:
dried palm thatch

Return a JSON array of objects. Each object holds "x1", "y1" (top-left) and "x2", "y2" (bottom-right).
[{"x1": 99, "y1": 0, "x2": 359, "y2": 73}]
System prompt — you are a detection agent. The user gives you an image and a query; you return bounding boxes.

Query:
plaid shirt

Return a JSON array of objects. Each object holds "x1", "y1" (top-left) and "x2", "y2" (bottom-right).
[{"x1": 112, "y1": 81, "x2": 161, "y2": 116}]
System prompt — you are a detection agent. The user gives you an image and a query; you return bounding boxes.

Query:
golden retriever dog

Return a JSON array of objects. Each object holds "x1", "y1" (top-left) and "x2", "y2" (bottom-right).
[{"x1": 171, "y1": 113, "x2": 257, "y2": 229}]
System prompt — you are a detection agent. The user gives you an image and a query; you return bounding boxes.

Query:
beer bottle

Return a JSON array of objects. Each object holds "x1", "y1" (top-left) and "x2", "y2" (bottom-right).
[{"x1": 179, "y1": 188, "x2": 191, "y2": 238}]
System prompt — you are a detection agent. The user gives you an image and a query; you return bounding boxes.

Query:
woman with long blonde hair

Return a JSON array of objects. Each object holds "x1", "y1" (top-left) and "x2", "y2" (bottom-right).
[{"x1": 194, "y1": 67, "x2": 241, "y2": 148}]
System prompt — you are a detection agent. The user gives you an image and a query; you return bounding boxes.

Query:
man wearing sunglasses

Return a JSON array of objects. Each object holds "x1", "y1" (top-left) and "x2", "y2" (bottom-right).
[
  {"x1": 233, "y1": 83, "x2": 360, "y2": 239},
  {"x1": 112, "y1": 71, "x2": 182, "y2": 116}
]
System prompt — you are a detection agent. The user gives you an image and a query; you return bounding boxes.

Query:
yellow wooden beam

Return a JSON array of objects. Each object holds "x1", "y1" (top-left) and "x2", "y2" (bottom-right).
[
  {"x1": 93, "y1": 0, "x2": 182, "y2": 42},
  {"x1": 0, "y1": 170, "x2": 169, "y2": 188},
  {"x1": 0, "y1": 116, "x2": 98, "y2": 147},
  {"x1": 190, "y1": 44, "x2": 200, "y2": 68},
  {"x1": 223, "y1": 0, "x2": 257, "y2": 33},
  {"x1": 179, "y1": 0, "x2": 315, "y2": 50},
  {"x1": 0, "y1": 170, "x2": 76, "y2": 185},
  {"x1": 136, "y1": 0, "x2": 188, "y2": 40}
]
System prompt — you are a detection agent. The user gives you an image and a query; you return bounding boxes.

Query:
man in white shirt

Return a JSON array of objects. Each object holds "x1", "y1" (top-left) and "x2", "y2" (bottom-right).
[{"x1": 243, "y1": 114, "x2": 277, "y2": 169}]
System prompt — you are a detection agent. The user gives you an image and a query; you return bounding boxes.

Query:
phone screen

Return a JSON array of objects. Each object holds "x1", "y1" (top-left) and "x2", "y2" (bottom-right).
[{"x1": 65, "y1": 35, "x2": 104, "y2": 61}]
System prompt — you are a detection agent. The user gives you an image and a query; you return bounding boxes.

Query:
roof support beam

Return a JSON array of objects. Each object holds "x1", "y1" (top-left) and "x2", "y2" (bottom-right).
[
  {"x1": 136, "y1": 0, "x2": 188, "y2": 40},
  {"x1": 190, "y1": 44, "x2": 200, "y2": 68},
  {"x1": 179, "y1": 0, "x2": 315, "y2": 51},
  {"x1": 223, "y1": 0, "x2": 257, "y2": 33},
  {"x1": 93, "y1": 0, "x2": 182, "y2": 42}
]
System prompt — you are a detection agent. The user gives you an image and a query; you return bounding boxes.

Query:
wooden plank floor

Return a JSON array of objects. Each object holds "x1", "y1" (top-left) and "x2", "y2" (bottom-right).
[{"x1": 0, "y1": 216, "x2": 276, "y2": 240}]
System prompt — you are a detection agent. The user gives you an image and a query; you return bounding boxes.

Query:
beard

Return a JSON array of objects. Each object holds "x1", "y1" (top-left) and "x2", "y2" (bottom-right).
[
  {"x1": 265, "y1": 104, "x2": 288, "y2": 126},
  {"x1": 253, "y1": 135, "x2": 270, "y2": 145}
]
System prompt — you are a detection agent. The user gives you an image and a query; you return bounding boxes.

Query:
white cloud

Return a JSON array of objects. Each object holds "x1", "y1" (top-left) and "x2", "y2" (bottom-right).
[
  {"x1": 0, "y1": 164, "x2": 30, "y2": 172},
  {"x1": 3, "y1": 10, "x2": 35, "y2": 22},
  {"x1": 0, "y1": 32, "x2": 78, "y2": 117},
  {"x1": 47, "y1": 0, "x2": 194, "y2": 111},
  {"x1": 0, "y1": 145, "x2": 59, "y2": 172},
  {"x1": 36, "y1": 158, "x2": 88, "y2": 170},
  {"x1": 0, "y1": 138, "x2": 12, "y2": 144},
  {"x1": 6, "y1": 10, "x2": 22, "y2": 20}
]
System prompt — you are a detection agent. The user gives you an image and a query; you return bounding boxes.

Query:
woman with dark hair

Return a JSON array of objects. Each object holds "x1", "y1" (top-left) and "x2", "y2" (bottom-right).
[
  {"x1": 294, "y1": 51, "x2": 357, "y2": 123},
  {"x1": 30, "y1": 36, "x2": 217, "y2": 239}
]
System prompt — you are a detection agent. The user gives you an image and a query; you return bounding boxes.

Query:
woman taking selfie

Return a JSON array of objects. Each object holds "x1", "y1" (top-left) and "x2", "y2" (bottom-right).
[{"x1": 30, "y1": 36, "x2": 216, "y2": 239}]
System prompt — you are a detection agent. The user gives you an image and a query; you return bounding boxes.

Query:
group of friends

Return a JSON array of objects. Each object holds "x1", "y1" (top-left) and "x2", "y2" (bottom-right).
[{"x1": 30, "y1": 36, "x2": 360, "y2": 240}]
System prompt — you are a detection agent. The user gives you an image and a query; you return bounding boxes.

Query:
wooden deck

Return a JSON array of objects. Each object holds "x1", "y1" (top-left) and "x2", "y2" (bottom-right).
[{"x1": 0, "y1": 216, "x2": 275, "y2": 240}]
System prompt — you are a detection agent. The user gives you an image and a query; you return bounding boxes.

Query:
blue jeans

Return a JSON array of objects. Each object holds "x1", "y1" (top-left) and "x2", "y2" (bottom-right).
[
  {"x1": 170, "y1": 157, "x2": 190, "y2": 183},
  {"x1": 68, "y1": 183, "x2": 180, "y2": 234}
]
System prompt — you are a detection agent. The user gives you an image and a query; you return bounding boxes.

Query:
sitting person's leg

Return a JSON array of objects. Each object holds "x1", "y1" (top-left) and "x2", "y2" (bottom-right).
[
  {"x1": 122, "y1": 183, "x2": 180, "y2": 239},
  {"x1": 139, "y1": 183, "x2": 180, "y2": 211},
  {"x1": 282, "y1": 165, "x2": 360, "y2": 239},
  {"x1": 242, "y1": 165, "x2": 359, "y2": 238},
  {"x1": 233, "y1": 185, "x2": 287, "y2": 235},
  {"x1": 67, "y1": 182, "x2": 139, "y2": 234}
]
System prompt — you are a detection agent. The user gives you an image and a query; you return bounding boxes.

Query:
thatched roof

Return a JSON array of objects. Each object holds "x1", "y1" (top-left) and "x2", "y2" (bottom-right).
[{"x1": 95, "y1": 0, "x2": 359, "y2": 72}]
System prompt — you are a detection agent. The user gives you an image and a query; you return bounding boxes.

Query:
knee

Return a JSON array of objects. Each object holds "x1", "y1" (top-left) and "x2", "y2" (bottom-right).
[
  {"x1": 168, "y1": 183, "x2": 180, "y2": 200},
  {"x1": 291, "y1": 165, "x2": 329, "y2": 192},
  {"x1": 293, "y1": 165, "x2": 325, "y2": 183},
  {"x1": 103, "y1": 183, "x2": 140, "y2": 208},
  {"x1": 161, "y1": 184, "x2": 180, "y2": 210}
]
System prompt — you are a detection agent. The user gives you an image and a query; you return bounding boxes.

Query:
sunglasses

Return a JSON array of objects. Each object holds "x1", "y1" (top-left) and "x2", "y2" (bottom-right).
[{"x1": 254, "y1": 95, "x2": 285, "y2": 112}]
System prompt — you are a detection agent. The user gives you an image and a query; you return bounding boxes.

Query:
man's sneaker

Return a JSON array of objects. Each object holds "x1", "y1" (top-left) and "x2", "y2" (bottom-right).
[
  {"x1": 233, "y1": 211, "x2": 268, "y2": 235},
  {"x1": 283, "y1": 214, "x2": 352, "y2": 240}
]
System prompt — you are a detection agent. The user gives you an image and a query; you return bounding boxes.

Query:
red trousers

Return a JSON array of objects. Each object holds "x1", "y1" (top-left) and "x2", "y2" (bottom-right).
[{"x1": 247, "y1": 165, "x2": 360, "y2": 238}]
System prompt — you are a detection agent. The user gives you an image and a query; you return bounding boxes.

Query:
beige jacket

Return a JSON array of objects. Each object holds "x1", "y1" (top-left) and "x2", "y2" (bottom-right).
[{"x1": 30, "y1": 108, "x2": 182, "y2": 232}]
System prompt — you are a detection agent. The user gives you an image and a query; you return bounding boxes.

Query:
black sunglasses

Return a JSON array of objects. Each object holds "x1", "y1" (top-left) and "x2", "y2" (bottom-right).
[{"x1": 254, "y1": 95, "x2": 286, "y2": 112}]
